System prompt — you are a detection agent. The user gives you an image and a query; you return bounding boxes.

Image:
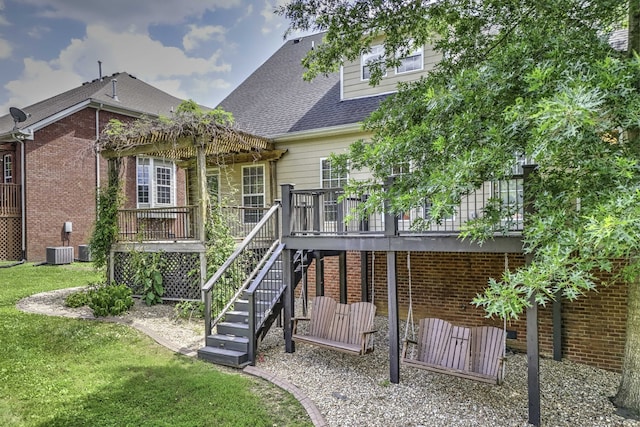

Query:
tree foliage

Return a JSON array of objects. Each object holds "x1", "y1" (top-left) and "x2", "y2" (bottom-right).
[{"x1": 279, "y1": 0, "x2": 640, "y2": 319}]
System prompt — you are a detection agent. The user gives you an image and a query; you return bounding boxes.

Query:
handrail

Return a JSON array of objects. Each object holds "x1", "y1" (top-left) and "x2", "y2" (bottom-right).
[
  {"x1": 203, "y1": 202, "x2": 281, "y2": 337},
  {"x1": 246, "y1": 242, "x2": 286, "y2": 363},
  {"x1": 209, "y1": 238, "x2": 281, "y2": 329},
  {"x1": 203, "y1": 202, "x2": 280, "y2": 292}
]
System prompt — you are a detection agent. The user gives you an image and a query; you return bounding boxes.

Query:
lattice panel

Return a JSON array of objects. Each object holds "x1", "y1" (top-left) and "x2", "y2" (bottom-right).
[
  {"x1": 0, "y1": 217, "x2": 21, "y2": 260},
  {"x1": 113, "y1": 251, "x2": 201, "y2": 300}
]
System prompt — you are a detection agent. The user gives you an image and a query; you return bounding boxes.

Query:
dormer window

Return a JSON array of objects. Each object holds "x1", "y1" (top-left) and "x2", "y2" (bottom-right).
[
  {"x1": 396, "y1": 44, "x2": 423, "y2": 74},
  {"x1": 361, "y1": 45, "x2": 387, "y2": 80}
]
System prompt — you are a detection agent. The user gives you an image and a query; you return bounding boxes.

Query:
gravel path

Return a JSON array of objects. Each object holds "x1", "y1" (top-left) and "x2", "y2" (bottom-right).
[{"x1": 17, "y1": 288, "x2": 640, "y2": 427}]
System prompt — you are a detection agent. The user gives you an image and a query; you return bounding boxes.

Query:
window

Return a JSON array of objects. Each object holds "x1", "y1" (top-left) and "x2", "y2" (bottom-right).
[
  {"x1": 321, "y1": 158, "x2": 348, "y2": 221},
  {"x1": 207, "y1": 172, "x2": 220, "y2": 208},
  {"x1": 136, "y1": 157, "x2": 175, "y2": 208},
  {"x1": 3, "y1": 154, "x2": 12, "y2": 183},
  {"x1": 396, "y1": 44, "x2": 423, "y2": 74},
  {"x1": 362, "y1": 44, "x2": 386, "y2": 80},
  {"x1": 242, "y1": 165, "x2": 265, "y2": 223}
]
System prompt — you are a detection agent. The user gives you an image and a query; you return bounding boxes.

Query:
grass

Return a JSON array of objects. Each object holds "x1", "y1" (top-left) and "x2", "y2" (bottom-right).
[{"x1": 0, "y1": 263, "x2": 312, "y2": 427}]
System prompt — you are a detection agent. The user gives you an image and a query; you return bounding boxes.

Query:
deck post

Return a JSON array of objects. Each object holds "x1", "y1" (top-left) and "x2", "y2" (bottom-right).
[
  {"x1": 280, "y1": 184, "x2": 294, "y2": 238},
  {"x1": 387, "y1": 251, "x2": 400, "y2": 384},
  {"x1": 361, "y1": 251, "x2": 369, "y2": 302},
  {"x1": 339, "y1": 251, "x2": 347, "y2": 303},
  {"x1": 283, "y1": 248, "x2": 295, "y2": 353},
  {"x1": 315, "y1": 252, "x2": 325, "y2": 296},
  {"x1": 523, "y1": 163, "x2": 540, "y2": 427},
  {"x1": 553, "y1": 292, "x2": 562, "y2": 361},
  {"x1": 384, "y1": 177, "x2": 398, "y2": 237}
]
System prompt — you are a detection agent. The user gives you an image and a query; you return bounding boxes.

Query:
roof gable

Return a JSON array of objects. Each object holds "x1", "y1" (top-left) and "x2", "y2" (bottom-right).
[
  {"x1": 0, "y1": 72, "x2": 185, "y2": 138},
  {"x1": 218, "y1": 33, "x2": 387, "y2": 138}
]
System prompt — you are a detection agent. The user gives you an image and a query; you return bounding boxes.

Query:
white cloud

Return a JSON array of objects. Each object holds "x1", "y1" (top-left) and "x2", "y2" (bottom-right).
[
  {"x1": 0, "y1": 23, "x2": 234, "y2": 112},
  {"x1": 0, "y1": 38, "x2": 10, "y2": 58},
  {"x1": 0, "y1": 0, "x2": 8, "y2": 25},
  {"x1": 261, "y1": 0, "x2": 287, "y2": 35},
  {"x1": 27, "y1": 25, "x2": 50, "y2": 39},
  {"x1": 16, "y1": 0, "x2": 243, "y2": 31},
  {"x1": 0, "y1": 57, "x2": 82, "y2": 112},
  {"x1": 182, "y1": 24, "x2": 226, "y2": 51}
]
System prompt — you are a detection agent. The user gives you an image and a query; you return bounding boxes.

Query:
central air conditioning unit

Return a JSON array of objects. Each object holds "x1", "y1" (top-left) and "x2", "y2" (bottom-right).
[
  {"x1": 78, "y1": 245, "x2": 92, "y2": 262},
  {"x1": 46, "y1": 247, "x2": 74, "y2": 265}
]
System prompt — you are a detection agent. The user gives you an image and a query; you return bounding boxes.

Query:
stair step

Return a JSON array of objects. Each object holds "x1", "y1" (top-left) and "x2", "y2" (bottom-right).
[
  {"x1": 205, "y1": 334, "x2": 249, "y2": 352},
  {"x1": 234, "y1": 299, "x2": 272, "y2": 312},
  {"x1": 197, "y1": 346, "x2": 249, "y2": 368},
  {"x1": 225, "y1": 310, "x2": 249, "y2": 324},
  {"x1": 217, "y1": 321, "x2": 250, "y2": 337}
]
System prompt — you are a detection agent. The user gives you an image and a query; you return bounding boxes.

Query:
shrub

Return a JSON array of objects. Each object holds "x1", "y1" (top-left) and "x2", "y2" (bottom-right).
[
  {"x1": 64, "y1": 290, "x2": 90, "y2": 308},
  {"x1": 87, "y1": 283, "x2": 134, "y2": 317},
  {"x1": 173, "y1": 300, "x2": 204, "y2": 321}
]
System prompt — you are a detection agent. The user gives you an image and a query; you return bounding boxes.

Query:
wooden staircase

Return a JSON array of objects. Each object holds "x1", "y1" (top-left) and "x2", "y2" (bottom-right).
[{"x1": 198, "y1": 250, "x2": 309, "y2": 368}]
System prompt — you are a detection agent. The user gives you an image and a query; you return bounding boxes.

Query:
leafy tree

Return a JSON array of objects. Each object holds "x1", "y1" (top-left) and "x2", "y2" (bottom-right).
[{"x1": 280, "y1": 0, "x2": 640, "y2": 413}]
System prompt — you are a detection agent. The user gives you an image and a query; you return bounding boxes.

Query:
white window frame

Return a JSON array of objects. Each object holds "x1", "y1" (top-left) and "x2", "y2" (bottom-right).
[
  {"x1": 396, "y1": 43, "x2": 424, "y2": 74},
  {"x1": 320, "y1": 158, "x2": 348, "y2": 222},
  {"x1": 361, "y1": 44, "x2": 387, "y2": 81},
  {"x1": 3, "y1": 154, "x2": 12, "y2": 183},
  {"x1": 242, "y1": 164, "x2": 265, "y2": 223},
  {"x1": 136, "y1": 157, "x2": 176, "y2": 209}
]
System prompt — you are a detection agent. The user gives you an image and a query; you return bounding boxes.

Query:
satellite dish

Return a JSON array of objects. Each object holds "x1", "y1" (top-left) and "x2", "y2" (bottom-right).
[{"x1": 9, "y1": 107, "x2": 28, "y2": 130}]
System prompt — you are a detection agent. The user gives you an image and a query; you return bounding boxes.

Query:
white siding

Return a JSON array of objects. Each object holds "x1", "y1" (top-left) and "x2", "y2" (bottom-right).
[{"x1": 342, "y1": 43, "x2": 441, "y2": 101}]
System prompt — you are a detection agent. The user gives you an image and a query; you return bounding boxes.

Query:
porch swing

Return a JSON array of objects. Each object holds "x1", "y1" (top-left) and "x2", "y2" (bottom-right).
[
  {"x1": 401, "y1": 252, "x2": 507, "y2": 385},
  {"x1": 291, "y1": 252, "x2": 377, "y2": 356}
]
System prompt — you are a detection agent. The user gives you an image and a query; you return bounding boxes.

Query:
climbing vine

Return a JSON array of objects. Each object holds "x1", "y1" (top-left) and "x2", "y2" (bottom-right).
[{"x1": 89, "y1": 159, "x2": 122, "y2": 272}]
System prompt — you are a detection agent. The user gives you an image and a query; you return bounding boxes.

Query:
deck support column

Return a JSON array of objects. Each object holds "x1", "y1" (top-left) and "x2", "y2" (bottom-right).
[
  {"x1": 339, "y1": 251, "x2": 347, "y2": 303},
  {"x1": 523, "y1": 163, "x2": 540, "y2": 427},
  {"x1": 387, "y1": 251, "x2": 400, "y2": 384},
  {"x1": 553, "y1": 292, "x2": 562, "y2": 361},
  {"x1": 315, "y1": 253, "x2": 325, "y2": 296},
  {"x1": 283, "y1": 248, "x2": 295, "y2": 353},
  {"x1": 361, "y1": 251, "x2": 369, "y2": 302}
]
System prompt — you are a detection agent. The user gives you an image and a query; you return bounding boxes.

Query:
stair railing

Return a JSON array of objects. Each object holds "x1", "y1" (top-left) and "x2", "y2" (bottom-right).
[
  {"x1": 246, "y1": 242, "x2": 287, "y2": 363},
  {"x1": 203, "y1": 202, "x2": 281, "y2": 337}
]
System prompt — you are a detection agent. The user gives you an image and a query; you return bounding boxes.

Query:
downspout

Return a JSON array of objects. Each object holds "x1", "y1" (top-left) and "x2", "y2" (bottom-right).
[{"x1": 95, "y1": 105, "x2": 102, "y2": 204}]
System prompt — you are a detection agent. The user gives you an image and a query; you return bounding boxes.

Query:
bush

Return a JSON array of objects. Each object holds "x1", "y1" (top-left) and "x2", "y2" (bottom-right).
[
  {"x1": 173, "y1": 300, "x2": 204, "y2": 321},
  {"x1": 87, "y1": 283, "x2": 134, "y2": 317},
  {"x1": 64, "y1": 290, "x2": 90, "y2": 308}
]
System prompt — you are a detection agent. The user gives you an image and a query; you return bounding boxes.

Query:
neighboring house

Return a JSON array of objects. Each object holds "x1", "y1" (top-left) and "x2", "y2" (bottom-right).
[
  {"x1": 216, "y1": 32, "x2": 627, "y2": 374},
  {"x1": 0, "y1": 72, "x2": 188, "y2": 262}
]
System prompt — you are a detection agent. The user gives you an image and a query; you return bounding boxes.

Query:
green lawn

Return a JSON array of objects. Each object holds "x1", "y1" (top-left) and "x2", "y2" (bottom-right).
[{"x1": 0, "y1": 263, "x2": 311, "y2": 427}]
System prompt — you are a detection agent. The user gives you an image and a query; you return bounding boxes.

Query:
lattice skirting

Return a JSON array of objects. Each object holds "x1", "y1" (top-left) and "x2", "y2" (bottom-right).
[
  {"x1": 112, "y1": 245, "x2": 203, "y2": 301},
  {"x1": 0, "y1": 217, "x2": 21, "y2": 261}
]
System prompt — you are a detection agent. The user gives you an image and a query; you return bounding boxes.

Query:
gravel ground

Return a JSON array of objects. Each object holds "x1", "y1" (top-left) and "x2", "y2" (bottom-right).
[{"x1": 17, "y1": 288, "x2": 640, "y2": 427}]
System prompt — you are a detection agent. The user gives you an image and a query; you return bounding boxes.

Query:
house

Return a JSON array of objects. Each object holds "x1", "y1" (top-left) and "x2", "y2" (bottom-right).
[
  {"x1": 214, "y1": 32, "x2": 627, "y2": 376},
  {"x1": 0, "y1": 72, "x2": 189, "y2": 262}
]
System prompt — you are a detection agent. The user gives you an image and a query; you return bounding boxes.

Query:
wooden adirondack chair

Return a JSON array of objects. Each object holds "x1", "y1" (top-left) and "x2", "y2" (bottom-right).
[
  {"x1": 402, "y1": 317, "x2": 506, "y2": 385},
  {"x1": 292, "y1": 296, "x2": 377, "y2": 355}
]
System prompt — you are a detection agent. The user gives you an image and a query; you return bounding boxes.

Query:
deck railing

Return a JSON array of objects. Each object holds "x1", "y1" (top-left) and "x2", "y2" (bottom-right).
[
  {"x1": 0, "y1": 184, "x2": 20, "y2": 217},
  {"x1": 219, "y1": 206, "x2": 272, "y2": 240},
  {"x1": 203, "y1": 202, "x2": 281, "y2": 337},
  {"x1": 117, "y1": 206, "x2": 197, "y2": 241},
  {"x1": 285, "y1": 176, "x2": 524, "y2": 236}
]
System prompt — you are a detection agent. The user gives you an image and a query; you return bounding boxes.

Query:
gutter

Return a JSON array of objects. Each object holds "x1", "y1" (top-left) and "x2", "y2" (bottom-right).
[{"x1": 272, "y1": 122, "x2": 369, "y2": 143}]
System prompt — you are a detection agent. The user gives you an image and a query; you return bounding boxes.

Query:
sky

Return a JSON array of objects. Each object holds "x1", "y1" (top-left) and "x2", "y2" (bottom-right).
[{"x1": 0, "y1": 0, "x2": 302, "y2": 114}]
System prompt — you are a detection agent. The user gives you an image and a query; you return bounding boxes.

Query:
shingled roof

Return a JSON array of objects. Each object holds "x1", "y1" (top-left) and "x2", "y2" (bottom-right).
[
  {"x1": 0, "y1": 72, "x2": 185, "y2": 139},
  {"x1": 218, "y1": 32, "x2": 388, "y2": 138}
]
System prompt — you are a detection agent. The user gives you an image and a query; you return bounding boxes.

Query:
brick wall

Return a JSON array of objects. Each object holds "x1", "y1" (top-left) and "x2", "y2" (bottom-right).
[
  {"x1": 301, "y1": 250, "x2": 628, "y2": 373},
  {"x1": 25, "y1": 108, "x2": 188, "y2": 261},
  {"x1": 26, "y1": 108, "x2": 99, "y2": 261}
]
